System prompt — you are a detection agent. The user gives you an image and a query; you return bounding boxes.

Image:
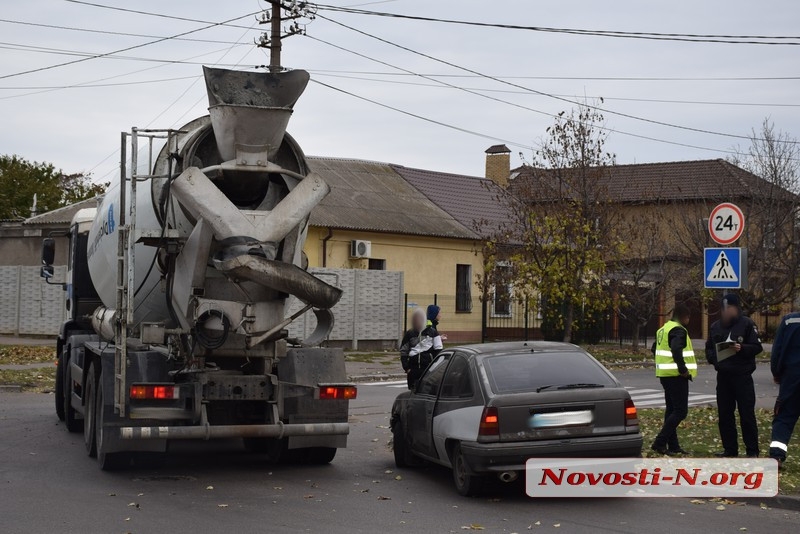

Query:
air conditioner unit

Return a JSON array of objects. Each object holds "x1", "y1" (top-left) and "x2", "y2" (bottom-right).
[{"x1": 350, "y1": 240, "x2": 372, "y2": 258}]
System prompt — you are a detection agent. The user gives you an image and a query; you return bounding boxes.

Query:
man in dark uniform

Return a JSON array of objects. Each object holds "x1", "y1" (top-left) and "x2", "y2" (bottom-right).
[
  {"x1": 705, "y1": 294, "x2": 763, "y2": 457},
  {"x1": 769, "y1": 312, "x2": 800, "y2": 466}
]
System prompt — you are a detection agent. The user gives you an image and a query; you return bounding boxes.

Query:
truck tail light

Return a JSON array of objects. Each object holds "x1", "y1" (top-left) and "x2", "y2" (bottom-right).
[
  {"x1": 624, "y1": 398, "x2": 638, "y2": 427},
  {"x1": 319, "y1": 385, "x2": 358, "y2": 400},
  {"x1": 479, "y1": 406, "x2": 499, "y2": 436},
  {"x1": 130, "y1": 384, "x2": 179, "y2": 400}
]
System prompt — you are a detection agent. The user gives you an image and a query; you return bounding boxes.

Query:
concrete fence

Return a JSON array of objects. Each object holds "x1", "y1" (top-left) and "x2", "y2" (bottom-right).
[
  {"x1": 0, "y1": 266, "x2": 67, "y2": 336},
  {"x1": 0, "y1": 265, "x2": 404, "y2": 348},
  {"x1": 285, "y1": 268, "x2": 404, "y2": 350}
]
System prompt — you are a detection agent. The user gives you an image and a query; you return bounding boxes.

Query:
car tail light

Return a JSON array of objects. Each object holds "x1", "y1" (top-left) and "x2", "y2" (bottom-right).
[
  {"x1": 319, "y1": 385, "x2": 358, "y2": 400},
  {"x1": 479, "y1": 406, "x2": 499, "y2": 436},
  {"x1": 624, "y1": 398, "x2": 638, "y2": 427},
  {"x1": 130, "y1": 384, "x2": 179, "y2": 400}
]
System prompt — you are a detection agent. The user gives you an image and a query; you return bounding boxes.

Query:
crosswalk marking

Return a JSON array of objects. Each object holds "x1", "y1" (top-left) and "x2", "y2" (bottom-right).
[{"x1": 361, "y1": 382, "x2": 719, "y2": 408}]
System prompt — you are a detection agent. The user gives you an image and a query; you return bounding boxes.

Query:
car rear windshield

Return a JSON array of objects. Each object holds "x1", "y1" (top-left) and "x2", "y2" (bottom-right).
[{"x1": 482, "y1": 351, "x2": 616, "y2": 394}]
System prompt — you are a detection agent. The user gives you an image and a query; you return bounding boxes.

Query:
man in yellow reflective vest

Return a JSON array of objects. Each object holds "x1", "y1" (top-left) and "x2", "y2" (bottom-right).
[{"x1": 651, "y1": 304, "x2": 698, "y2": 455}]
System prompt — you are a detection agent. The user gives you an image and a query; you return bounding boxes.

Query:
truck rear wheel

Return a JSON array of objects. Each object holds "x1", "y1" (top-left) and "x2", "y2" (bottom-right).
[
  {"x1": 95, "y1": 368, "x2": 129, "y2": 471},
  {"x1": 243, "y1": 437, "x2": 286, "y2": 463},
  {"x1": 298, "y1": 447, "x2": 337, "y2": 465},
  {"x1": 63, "y1": 346, "x2": 82, "y2": 433},
  {"x1": 83, "y1": 361, "x2": 98, "y2": 457}
]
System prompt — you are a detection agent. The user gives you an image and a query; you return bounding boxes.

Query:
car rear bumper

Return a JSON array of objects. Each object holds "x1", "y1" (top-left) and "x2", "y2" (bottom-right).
[{"x1": 459, "y1": 433, "x2": 643, "y2": 474}]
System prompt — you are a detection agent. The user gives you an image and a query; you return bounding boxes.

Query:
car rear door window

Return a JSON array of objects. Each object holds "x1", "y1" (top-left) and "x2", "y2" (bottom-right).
[
  {"x1": 483, "y1": 352, "x2": 615, "y2": 394},
  {"x1": 416, "y1": 353, "x2": 450, "y2": 396},
  {"x1": 440, "y1": 354, "x2": 473, "y2": 399}
]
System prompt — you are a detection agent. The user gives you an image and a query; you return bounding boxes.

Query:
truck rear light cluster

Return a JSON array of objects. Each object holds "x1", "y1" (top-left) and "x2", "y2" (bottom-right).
[
  {"x1": 624, "y1": 398, "x2": 639, "y2": 427},
  {"x1": 130, "y1": 384, "x2": 179, "y2": 400},
  {"x1": 479, "y1": 406, "x2": 499, "y2": 436},
  {"x1": 318, "y1": 385, "x2": 358, "y2": 400}
]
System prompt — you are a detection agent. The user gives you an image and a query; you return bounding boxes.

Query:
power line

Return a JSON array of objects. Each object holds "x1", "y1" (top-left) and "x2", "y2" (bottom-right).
[
  {"x1": 65, "y1": 0, "x2": 256, "y2": 30},
  {"x1": 305, "y1": 33, "x2": 745, "y2": 158},
  {"x1": 310, "y1": 78, "x2": 534, "y2": 151},
  {"x1": 291, "y1": 69, "x2": 800, "y2": 83},
  {"x1": 317, "y1": 15, "x2": 800, "y2": 146},
  {"x1": 0, "y1": 10, "x2": 258, "y2": 80},
  {"x1": 0, "y1": 17, "x2": 249, "y2": 45},
  {"x1": 315, "y1": 4, "x2": 800, "y2": 46},
  {"x1": 311, "y1": 72, "x2": 800, "y2": 109}
]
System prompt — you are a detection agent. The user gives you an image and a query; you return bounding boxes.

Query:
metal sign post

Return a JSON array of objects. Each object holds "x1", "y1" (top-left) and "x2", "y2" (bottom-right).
[{"x1": 705, "y1": 202, "x2": 747, "y2": 290}]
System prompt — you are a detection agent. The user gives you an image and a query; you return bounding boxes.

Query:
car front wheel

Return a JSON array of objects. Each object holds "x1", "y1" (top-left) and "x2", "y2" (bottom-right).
[
  {"x1": 451, "y1": 442, "x2": 484, "y2": 497},
  {"x1": 392, "y1": 420, "x2": 415, "y2": 468}
]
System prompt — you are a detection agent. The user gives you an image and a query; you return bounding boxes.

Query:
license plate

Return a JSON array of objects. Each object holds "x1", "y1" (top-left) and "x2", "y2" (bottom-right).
[{"x1": 528, "y1": 410, "x2": 593, "y2": 429}]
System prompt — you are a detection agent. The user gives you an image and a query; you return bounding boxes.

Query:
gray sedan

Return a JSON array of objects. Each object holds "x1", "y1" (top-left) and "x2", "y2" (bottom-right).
[{"x1": 390, "y1": 342, "x2": 643, "y2": 496}]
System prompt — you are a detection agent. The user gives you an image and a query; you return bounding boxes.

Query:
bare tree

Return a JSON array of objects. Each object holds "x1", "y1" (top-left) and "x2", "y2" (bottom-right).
[{"x1": 480, "y1": 103, "x2": 623, "y2": 343}]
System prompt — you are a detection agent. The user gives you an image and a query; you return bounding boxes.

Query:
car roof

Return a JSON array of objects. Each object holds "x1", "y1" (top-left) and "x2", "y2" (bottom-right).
[{"x1": 450, "y1": 341, "x2": 586, "y2": 358}]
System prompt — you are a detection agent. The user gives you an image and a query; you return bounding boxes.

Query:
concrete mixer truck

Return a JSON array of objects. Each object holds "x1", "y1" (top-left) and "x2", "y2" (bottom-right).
[{"x1": 41, "y1": 66, "x2": 356, "y2": 470}]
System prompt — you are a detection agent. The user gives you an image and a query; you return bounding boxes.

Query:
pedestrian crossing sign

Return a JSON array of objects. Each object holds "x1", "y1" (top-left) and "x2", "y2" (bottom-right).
[{"x1": 704, "y1": 248, "x2": 745, "y2": 289}]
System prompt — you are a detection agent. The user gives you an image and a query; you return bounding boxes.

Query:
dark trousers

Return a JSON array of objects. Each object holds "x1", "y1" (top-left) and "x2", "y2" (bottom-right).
[
  {"x1": 771, "y1": 371, "x2": 800, "y2": 460},
  {"x1": 407, "y1": 367, "x2": 424, "y2": 390},
  {"x1": 654, "y1": 376, "x2": 689, "y2": 450},
  {"x1": 716, "y1": 372, "x2": 758, "y2": 456}
]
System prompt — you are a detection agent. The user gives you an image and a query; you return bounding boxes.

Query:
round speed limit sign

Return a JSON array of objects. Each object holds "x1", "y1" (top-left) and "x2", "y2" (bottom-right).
[{"x1": 709, "y1": 203, "x2": 745, "y2": 245}]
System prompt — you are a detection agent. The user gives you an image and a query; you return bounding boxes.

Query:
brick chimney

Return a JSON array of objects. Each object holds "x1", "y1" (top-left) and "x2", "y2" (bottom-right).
[{"x1": 484, "y1": 144, "x2": 511, "y2": 188}]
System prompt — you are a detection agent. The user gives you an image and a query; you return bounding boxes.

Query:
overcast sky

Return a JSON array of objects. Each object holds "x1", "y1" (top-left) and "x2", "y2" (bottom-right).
[{"x1": 1, "y1": 0, "x2": 799, "y2": 182}]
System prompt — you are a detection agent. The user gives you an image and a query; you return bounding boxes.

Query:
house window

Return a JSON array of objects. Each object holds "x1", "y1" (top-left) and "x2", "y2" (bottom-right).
[
  {"x1": 368, "y1": 259, "x2": 386, "y2": 270},
  {"x1": 764, "y1": 221, "x2": 777, "y2": 249},
  {"x1": 455, "y1": 264, "x2": 472, "y2": 313},
  {"x1": 492, "y1": 264, "x2": 513, "y2": 317}
]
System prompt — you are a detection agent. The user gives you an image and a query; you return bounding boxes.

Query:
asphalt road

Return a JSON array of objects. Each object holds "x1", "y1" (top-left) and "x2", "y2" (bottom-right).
[{"x1": 0, "y1": 366, "x2": 795, "y2": 534}]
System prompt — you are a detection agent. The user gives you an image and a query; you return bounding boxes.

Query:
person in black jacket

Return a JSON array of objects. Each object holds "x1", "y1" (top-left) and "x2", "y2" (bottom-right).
[
  {"x1": 769, "y1": 312, "x2": 800, "y2": 466},
  {"x1": 705, "y1": 294, "x2": 763, "y2": 457},
  {"x1": 399, "y1": 307, "x2": 443, "y2": 389}
]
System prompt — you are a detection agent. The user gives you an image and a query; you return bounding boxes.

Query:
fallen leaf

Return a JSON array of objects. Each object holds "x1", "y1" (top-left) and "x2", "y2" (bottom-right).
[
  {"x1": 273, "y1": 487, "x2": 282, "y2": 490},
  {"x1": 218, "y1": 504, "x2": 228, "y2": 508},
  {"x1": 760, "y1": 503, "x2": 770, "y2": 510},
  {"x1": 460, "y1": 525, "x2": 485, "y2": 531},
  {"x1": 108, "y1": 493, "x2": 116, "y2": 497},
  {"x1": 127, "y1": 503, "x2": 137, "y2": 507},
  {"x1": 739, "y1": 528, "x2": 747, "y2": 532},
  {"x1": 716, "y1": 505, "x2": 726, "y2": 511},
  {"x1": 553, "y1": 524, "x2": 561, "y2": 529},
  {"x1": 125, "y1": 518, "x2": 130, "y2": 522},
  {"x1": 137, "y1": 493, "x2": 144, "y2": 497},
  {"x1": 304, "y1": 494, "x2": 314, "y2": 499},
  {"x1": 377, "y1": 496, "x2": 391, "y2": 500},
  {"x1": 206, "y1": 486, "x2": 214, "y2": 490},
  {"x1": 394, "y1": 475, "x2": 402, "y2": 481},
  {"x1": 384, "y1": 470, "x2": 393, "y2": 474},
  {"x1": 690, "y1": 499, "x2": 706, "y2": 505}
]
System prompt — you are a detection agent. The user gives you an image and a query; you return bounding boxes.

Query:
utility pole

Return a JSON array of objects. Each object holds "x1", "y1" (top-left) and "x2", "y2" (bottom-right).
[
  {"x1": 257, "y1": 1, "x2": 316, "y2": 72},
  {"x1": 270, "y1": 1, "x2": 282, "y2": 71}
]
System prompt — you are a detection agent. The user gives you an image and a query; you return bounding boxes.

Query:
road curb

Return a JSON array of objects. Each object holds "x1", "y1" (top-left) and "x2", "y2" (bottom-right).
[
  {"x1": 740, "y1": 494, "x2": 800, "y2": 512},
  {"x1": 0, "y1": 385, "x2": 23, "y2": 393},
  {"x1": 349, "y1": 373, "x2": 406, "y2": 383}
]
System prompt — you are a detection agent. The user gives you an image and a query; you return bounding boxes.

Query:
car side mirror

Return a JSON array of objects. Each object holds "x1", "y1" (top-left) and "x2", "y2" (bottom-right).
[{"x1": 41, "y1": 238, "x2": 55, "y2": 266}]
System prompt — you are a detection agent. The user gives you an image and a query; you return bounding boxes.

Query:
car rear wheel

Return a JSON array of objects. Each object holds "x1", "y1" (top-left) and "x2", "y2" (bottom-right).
[
  {"x1": 451, "y1": 442, "x2": 483, "y2": 497},
  {"x1": 392, "y1": 420, "x2": 415, "y2": 468}
]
